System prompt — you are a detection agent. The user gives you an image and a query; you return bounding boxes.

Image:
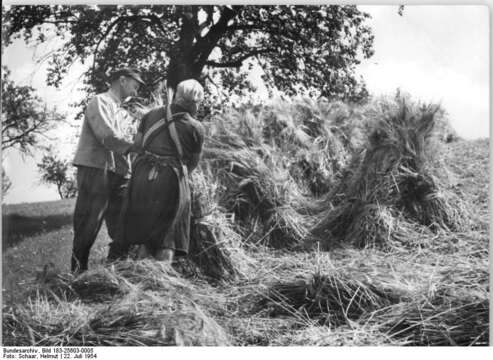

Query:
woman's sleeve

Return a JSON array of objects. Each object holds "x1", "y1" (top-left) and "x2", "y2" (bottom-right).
[
  {"x1": 191, "y1": 122, "x2": 205, "y2": 154},
  {"x1": 186, "y1": 121, "x2": 205, "y2": 173}
]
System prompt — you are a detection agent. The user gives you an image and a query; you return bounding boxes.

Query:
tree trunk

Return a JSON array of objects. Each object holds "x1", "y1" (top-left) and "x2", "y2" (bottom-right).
[
  {"x1": 166, "y1": 8, "x2": 197, "y2": 91},
  {"x1": 56, "y1": 183, "x2": 64, "y2": 199},
  {"x1": 166, "y1": 6, "x2": 238, "y2": 91}
]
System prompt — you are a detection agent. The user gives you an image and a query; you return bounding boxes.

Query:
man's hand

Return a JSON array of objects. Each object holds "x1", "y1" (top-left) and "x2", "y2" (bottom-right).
[{"x1": 126, "y1": 142, "x2": 144, "y2": 155}]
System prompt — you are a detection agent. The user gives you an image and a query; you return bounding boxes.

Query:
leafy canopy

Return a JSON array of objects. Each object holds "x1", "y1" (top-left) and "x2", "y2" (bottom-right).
[
  {"x1": 1, "y1": 67, "x2": 64, "y2": 154},
  {"x1": 37, "y1": 152, "x2": 77, "y2": 199},
  {"x1": 6, "y1": 5, "x2": 374, "y2": 102}
]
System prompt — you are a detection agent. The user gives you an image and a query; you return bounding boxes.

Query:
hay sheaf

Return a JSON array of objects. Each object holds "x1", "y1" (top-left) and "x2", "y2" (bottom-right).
[
  {"x1": 367, "y1": 261, "x2": 489, "y2": 346},
  {"x1": 310, "y1": 202, "x2": 429, "y2": 249},
  {"x1": 2, "y1": 261, "x2": 230, "y2": 346},
  {"x1": 3, "y1": 292, "x2": 230, "y2": 346},
  {"x1": 263, "y1": 98, "x2": 352, "y2": 194},
  {"x1": 27, "y1": 264, "x2": 131, "y2": 303},
  {"x1": 71, "y1": 267, "x2": 131, "y2": 302},
  {"x1": 189, "y1": 209, "x2": 254, "y2": 281},
  {"x1": 188, "y1": 170, "x2": 254, "y2": 281},
  {"x1": 376, "y1": 299, "x2": 488, "y2": 346},
  {"x1": 235, "y1": 98, "x2": 353, "y2": 195},
  {"x1": 202, "y1": 145, "x2": 309, "y2": 249},
  {"x1": 260, "y1": 272, "x2": 400, "y2": 327},
  {"x1": 199, "y1": 97, "x2": 360, "y2": 248},
  {"x1": 312, "y1": 97, "x2": 469, "y2": 249}
]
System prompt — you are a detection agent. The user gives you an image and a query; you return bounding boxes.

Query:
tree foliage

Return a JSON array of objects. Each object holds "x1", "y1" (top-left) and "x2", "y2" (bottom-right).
[
  {"x1": 5, "y1": 5, "x2": 374, "y2": 102},
  {"x1": 1, "y1": 67, "x2": 64, "y2": 155},
  {"x1": 2, "y1": 165, "x2": 12, "y2": 196},
  {"x1": 37, "y1": 153, "x2": 77, "y2": 199}
]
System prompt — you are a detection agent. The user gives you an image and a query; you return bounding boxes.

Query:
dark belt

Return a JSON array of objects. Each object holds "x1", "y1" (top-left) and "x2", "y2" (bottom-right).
[{"x1": 135, "y1": 151, "x2": 184, "y2": 178}]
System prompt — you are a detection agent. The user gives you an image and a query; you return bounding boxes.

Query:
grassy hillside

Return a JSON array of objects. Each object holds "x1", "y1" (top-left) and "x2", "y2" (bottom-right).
[
  {"x1": 2, "y1": 199, "x2": 74, "y2": 249},
  {"x1": 2, "y1": 199, "x2": 112, "y2": 305},
  {"x1": 2, "y1": 96, "x2": 489, "y2": 346}
]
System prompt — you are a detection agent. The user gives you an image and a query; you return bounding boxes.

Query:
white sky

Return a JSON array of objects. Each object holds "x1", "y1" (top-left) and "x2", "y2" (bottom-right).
[
  {"x1": 358, "y1": 5, "x2": 489, "y2": 139},
  {"x1": 1, "y1": 5, "x2": 490, "y2": 204},
  {"x1": 2, "y1": 33, "x2": 88, "y2": 204}
]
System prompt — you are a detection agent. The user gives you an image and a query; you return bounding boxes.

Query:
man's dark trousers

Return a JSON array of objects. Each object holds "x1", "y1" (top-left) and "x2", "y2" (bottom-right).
[{"x1": 71, "y1": 166, "x2": 127, "y2": 273}]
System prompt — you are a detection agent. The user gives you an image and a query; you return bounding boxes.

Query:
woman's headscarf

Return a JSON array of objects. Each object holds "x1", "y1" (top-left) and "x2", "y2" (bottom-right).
[{"x1": 172, "y1": 79, "x2": 204, "y2": 116}]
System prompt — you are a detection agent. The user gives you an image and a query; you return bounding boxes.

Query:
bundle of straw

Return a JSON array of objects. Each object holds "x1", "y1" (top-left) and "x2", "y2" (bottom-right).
[
  {"x1": 289, "y1": 147, "x2": 334, "y2": 196},
  {"x1": 3, "y1": 261, "x2": 230, "y2": 346},
  {"x1": 199, "y1": 96, "x2": 368, "y2": 248},
  {"x1": 364, "y1": 259, "x2": 489, "y2": 346},
  {"x1": 189, "y1": 209, "x2": 246, "y2": 281},
  {"x1": 202, "y1": 144, "x2": 308, "y2": 249},
  {"x1": 378, "y1": 299, "x2": 488, "y2": 346},
  {"x1": 3, "y1": 292, "x2": 230, "y2": 346},
  {"x1": 311, "y1": 202, "x2": 426, "y2": 249},
  {"x1": 265, "y1": 98, "x2": 353, "y2": 196},
  {"x1": 312, "y1": 97, "x2": 469, "y2": 249},
  {"x1": 71, "y1": 267, "x2": 128, "y2": 302},
  {"x1": 188, "y1": 169, "x2": 254, "y2": 281},
  {"x1": 262, "y1": 272, "x2": 399, "y2": 327}
]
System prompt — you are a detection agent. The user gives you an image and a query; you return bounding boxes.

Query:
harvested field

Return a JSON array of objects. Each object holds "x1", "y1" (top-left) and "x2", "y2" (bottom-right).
[
  {"x1": 2, "y1": 96, "x2": 488, "y2": 346},
  {"x1": 3, "y1": 261, "x2": 230, "y2": 346}
]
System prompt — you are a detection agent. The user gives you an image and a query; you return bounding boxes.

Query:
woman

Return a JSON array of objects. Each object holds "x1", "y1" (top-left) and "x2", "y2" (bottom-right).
[{"x1": 118, "y1": 79, "x2": 205, "y2": 262}]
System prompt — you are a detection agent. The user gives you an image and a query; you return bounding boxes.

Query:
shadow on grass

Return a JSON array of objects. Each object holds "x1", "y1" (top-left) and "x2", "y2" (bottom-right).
[{"x1": 2, "y1": 213, "x2": 73, "y2": 250}]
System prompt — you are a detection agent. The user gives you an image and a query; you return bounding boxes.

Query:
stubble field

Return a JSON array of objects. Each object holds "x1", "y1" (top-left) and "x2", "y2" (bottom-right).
[{"x1": 2, "y1": 97, "x2": 489, "y2": 346}]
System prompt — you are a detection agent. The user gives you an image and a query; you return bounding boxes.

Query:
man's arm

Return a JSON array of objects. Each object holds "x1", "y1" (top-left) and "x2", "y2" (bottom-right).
[
  {"x1": 85, "y1": 95, "x2": 132, "y2": 155},
  {"x1": 132, "y1": 112, "x2": 147, "y2": 148},
  {"x1": 126, "y1": 112, "x2": 149, "y2": 154}
]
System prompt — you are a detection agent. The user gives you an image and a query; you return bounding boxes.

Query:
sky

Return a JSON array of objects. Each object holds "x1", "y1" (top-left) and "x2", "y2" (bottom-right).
[
  {"x1": 1, "y1": 5, "x2": 490, "y2": 204},
  {"x1": 357, "y1": 5, "x2": 489, "y2": 139},
  {"x1": 2, "y1": 33, "x2": 88, "y2": 204}
]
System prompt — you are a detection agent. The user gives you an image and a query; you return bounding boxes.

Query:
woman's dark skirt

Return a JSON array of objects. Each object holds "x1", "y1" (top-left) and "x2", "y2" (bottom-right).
[{"x1": 122, "y1": 157, "x2": 190, "y2": 255}]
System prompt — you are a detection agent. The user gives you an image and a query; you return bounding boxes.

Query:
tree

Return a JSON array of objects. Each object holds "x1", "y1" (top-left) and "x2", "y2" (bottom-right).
[
  {"x1": 37, "y1": 153, "x2": 77, "y2": 199},
  {"x1": 2, "y1": 165, "x2": 12, "y2": 196},
  {"x1": 1, "y1": 67, "x2": 64, "y2": 155},
  {"x1": 5, "y1": 5, "x2": 374, "y2": 103}
]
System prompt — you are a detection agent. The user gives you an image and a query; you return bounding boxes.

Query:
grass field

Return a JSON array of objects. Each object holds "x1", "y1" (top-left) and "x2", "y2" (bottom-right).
[
  {"x1": 2, "y1": 199, "x2": 74, "y2": 250},
  {"x1": 1, "y1": 199, "x2": 112, "y2": 305},
  {"x1": 2, "y1": 119, "x2": 489, "y2": 345}
]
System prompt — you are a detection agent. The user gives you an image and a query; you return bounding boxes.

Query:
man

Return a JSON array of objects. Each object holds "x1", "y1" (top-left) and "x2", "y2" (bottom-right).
[{"x1": 71, "y1": 68, "x2": 145, "y2": 273}]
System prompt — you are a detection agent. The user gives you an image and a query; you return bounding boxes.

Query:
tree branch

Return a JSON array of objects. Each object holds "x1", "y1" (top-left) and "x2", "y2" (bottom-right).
[
  {"x1": 1, "y1": 120, "x2": 19, "y2": 135},
  {"x1": 198, "y1": 5, "x2": 214, "y2": 35},
  {"x1": 1, "y1": 108, "x2": 54, "y2": 151},
  {"x1": 92, "y1": 14, "x2": 166, "y2": 76},
  {"x1": 92, "y1": 17, "x2": 126, "y2": 76},
  {"x1": 227, "y1": 22, "x2": 303, "y2": 44},
  {"x1": 205, "y1": 48, "x2": 273, "y2": 68},
  {"x1": 225, "y1": 24, "x2": 265, "y2": 33},
  {"x1": 43, "y1": 20, "x2": 78, "y2": 25},
  {"x1": 146, "y1": 14, "x2": 167, "y2": 35},
  {"x1": 193, "y1": 6, "x2": 238, "y2": 71},
  {"x1": 2, "y1": 123, "x2": 42, "y2": 151}
]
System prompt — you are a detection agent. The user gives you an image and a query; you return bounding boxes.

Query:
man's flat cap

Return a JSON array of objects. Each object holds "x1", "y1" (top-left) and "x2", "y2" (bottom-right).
[{"x1": 110, "y1": 68, "x2": 145, "y2": 85}]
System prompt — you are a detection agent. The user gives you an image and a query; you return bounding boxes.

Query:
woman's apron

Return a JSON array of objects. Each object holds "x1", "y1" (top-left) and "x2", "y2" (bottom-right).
[{"x1": 135, "y1": 109, "x2": 192, "y2": 254}]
